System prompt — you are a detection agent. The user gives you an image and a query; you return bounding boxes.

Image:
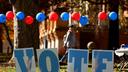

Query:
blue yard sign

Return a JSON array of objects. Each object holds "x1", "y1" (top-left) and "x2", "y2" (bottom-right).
[
  {"x1": 92, "y1": 50, "x2": 114, "y2": 72},
  {"x1": 36, "y1": 48, "x2": 60, "y2": 72},
  {"x1": 68, "y1": 49, "x2": 88, "y2": 72},
  {"x1": 14, "y1": 48, "x2": 36, "y2": 72}
]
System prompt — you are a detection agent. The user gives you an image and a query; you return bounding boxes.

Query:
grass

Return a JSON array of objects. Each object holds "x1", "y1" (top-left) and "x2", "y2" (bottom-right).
[
  {"x1": 0, "y1": 67, "x2": 16, "y2": 72},
  {"x1": 0, "y1": 66, "x2": 123, "y2": 72},
  {"x1": 0, "y1": 65, "x2": 92, "y2": 72},
  {"x1": 0, "y1": 63, "x2": 122, "y2": 72}
]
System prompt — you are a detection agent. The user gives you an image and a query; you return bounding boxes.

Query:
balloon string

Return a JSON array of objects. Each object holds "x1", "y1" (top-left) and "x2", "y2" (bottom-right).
[
  {"x1": 69, "y1": 0, "x2": 72, "y2": 26},
  {"x1": 102, "y1": 0, "x2": 105, "y2": 12}
]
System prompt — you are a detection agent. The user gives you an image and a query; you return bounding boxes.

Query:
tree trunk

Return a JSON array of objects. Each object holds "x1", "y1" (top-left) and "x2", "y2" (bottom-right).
[
  {"x1": 108, "y1": 0, "x2": 119, "y2": 50},
  {"x1": 0, "y1": 25, "x2": 3, "y2": 53},
  {"x1": 12, "y1": 0, "x2": 39, "y2": 60}
]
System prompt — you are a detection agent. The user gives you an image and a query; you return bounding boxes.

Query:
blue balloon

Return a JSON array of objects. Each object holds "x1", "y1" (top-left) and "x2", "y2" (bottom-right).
[
  {"x1": 36, "y1": 12, "x2": 46, "y2": 22},
  {"x1": 0, "y1": 14, "x2": 6, "y2": 23},
  {"x1": 79, "y1": 16, "x2": 88, "y2": 26},
  {"x1": 60, "y1": 12, "x2": 69, "y2": 21},
  {"x1": 16, "y1": 11, "x2": 25, "y2": 20},
  {"x1": 109, "y1": 11, "x2": 117, "y2": 21}
]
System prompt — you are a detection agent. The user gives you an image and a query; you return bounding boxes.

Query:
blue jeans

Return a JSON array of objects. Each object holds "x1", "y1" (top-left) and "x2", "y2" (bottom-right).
[
  {"x1": 59, "y1": 48, "x2": 74, "y2": 62},
  {"x1": 59, "y1": 50, "x2": 68, "y2": 62}
]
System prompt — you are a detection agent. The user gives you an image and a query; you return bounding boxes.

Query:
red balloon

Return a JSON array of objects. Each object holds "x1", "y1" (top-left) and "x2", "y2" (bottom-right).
[
  {"x1": 71, "y1": 12, "x2": 80, "y2": 21},
  {"x1": 98, "y1": 11, "x2": 107, "y2": 21},
  {"x1": 49, "y1": 12, "x2": 58, "y2": 21},
  {"x1": 6, "y1": 11, "x2": 14, "y2": 20},
  {"x1": 24, "y1": 16, "x2": 34, "y2": 25}
]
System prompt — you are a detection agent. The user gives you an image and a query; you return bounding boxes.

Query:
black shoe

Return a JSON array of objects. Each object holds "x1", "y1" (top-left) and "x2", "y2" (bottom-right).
[{"x1": 59, "y1": 61, "x2": 67, "y2": 65}]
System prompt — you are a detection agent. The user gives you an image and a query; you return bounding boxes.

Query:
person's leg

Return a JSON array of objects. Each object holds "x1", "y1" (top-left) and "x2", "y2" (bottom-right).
[{"x1": 59, "y1": 50, "x2": 68, "y2": 62}]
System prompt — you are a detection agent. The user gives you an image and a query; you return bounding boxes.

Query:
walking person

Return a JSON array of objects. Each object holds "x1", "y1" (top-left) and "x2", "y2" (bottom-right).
[{"x1": 59, "y1": 25, "x2": 77, "y2": 64}]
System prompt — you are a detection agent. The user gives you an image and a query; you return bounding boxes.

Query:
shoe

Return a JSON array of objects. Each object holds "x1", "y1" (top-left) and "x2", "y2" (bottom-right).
[{"x1": 59, "y1": 61, "x2": 67, "y2": 65}]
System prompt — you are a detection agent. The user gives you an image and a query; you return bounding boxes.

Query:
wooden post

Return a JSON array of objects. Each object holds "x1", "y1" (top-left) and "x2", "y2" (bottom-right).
[{"x1": 108, "y1": 0, "x2": 119, "y2": 49}]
